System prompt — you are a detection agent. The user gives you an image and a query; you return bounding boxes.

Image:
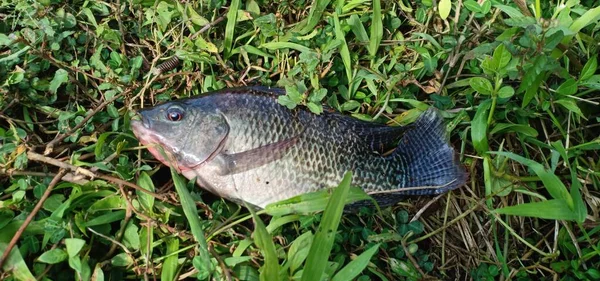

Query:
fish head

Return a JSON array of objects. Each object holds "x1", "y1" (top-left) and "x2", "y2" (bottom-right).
[{"x1": 131, "y1": 101, "x2": 229, "y2": 171}]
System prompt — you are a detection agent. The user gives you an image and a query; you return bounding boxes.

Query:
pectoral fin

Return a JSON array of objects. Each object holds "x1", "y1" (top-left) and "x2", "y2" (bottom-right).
[{"x1": 218, "y1": 136, "x2": 300, "y2": 175}]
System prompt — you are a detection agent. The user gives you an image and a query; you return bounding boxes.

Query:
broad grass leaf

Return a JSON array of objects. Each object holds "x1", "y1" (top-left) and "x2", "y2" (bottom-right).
[
  {"x1": 161, "y1": 238, "x2": 179, "y2": 281},
  {"x1": 556, "y1": 79, "x2": 577, "y2": 96},
  {"x1": 265, "y1": 186, "x2": 372, "y2": 216},
  {"x1": 248, "y1": 207, "x2": 280, "y2": 281},
  {"x1": 438, "y1": 0, "x2": 451, "y2": 20},
  {"x1": 331, "y1": 243, "x2": 380, "y2": 281},
  {"x1": 579, "y1": 56, "x2": 597, "y2": 81},
  {"x1": 368, "y1": 0, "x2": 382, "y2": 58},
  {"x1": 170, "y1": 168, "x2": 212, "y2": 276},
  {"x1": 493, "y1": 199, "x2": 578, "y2": 221},
  {"x1": 490, "y1": 123, "x2": 538, "y2": 137},
  {"x1": 37, "y1": 248, "x2": 68, "y2": 264},
  {"x1": 301, "y1": 171, "x2": 353, "y2": 281},
  {"x1": 299, "y1": 0, "x2": 332, "y2": 34},
  {"x1": 136, "y1": 171, "x2": 155, "y2": 213},
  {"x1": 490, "y1": 151, "x2": 573, "y2": 208},
  {"x1": 288, "y1": 231, "x2": 314, "y2": 275},
  {"x1": 493, "y1": 4, "x2": 525, "y2": 18},
  {"x1": 83, "y1": 210, "x2": 126, "y2": 227},
  {"x1": 0, "y1": 243, "x2": 36, "y2": 281},
  {"x1": 471, "y1": 99, "x2": 491, "y2": 155},
  {"x1": 555, "y1": 99, "x2": 583, "y2": 117},
  {"x1": 224, "y1": 0, "x2": 241, "y2": 58},
  {"x1": 564, "y1": 5, "x2": 600, "y2": 44},
  {"x1": 266, "y1": 215, "x2": 301, "y2": 234},
  {"x1": 348, "y1": 15, "x2": 369, "y2": 43},
  {"x1": 333, "y1": 12, "x2": 352, "y2": 86},
  {"x1": 260, "y1": 42, "x2": 315, "y2": 54}
]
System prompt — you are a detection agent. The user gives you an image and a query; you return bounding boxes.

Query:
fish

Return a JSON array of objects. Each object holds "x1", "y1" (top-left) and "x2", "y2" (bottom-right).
[{"x1": 130, "y1": 86, "x2": 468, "y2": 209}]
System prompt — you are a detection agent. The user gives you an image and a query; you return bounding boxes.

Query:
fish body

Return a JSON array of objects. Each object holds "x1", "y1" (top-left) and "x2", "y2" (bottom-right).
[{"x1": 131, "y1": 87, "x2": 467, "y2": 208}]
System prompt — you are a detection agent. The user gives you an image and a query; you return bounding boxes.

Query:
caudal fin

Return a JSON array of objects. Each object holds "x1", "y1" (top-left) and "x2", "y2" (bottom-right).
[{"x1": 391, "y1": 108, "x2": 467, "y2": 195}]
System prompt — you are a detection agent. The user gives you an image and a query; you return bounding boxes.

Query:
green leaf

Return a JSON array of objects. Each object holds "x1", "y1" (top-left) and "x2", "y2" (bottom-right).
[
  {"x1": 565, "y1": 5, "x2": 600, "y2": 44},
  {"x1": 493, "y1": 4, "x2": 525, "y2": 18},
  {"x1": 333, "y1": 12, "x2": 353, "y2": 87},
  {"x1": 464, "y1": 0, "x2": 482, "y2": 13},
  {"x1": 136, "y1": 171, "x2": 155, "y2": 213},
  {"x1": 155, "y1": 1, "x2": 175, "y2": 32},
  {"x1": 37, "y1": 248, "x2": 68, "y2": 264},
  {"x1": 265, "y1": 186, "x2": 372, "y2": 216},
  {"x1": 438, "y1": 0, "x2": 451, "y2": 20},
  {"x1": 490, "y1": 151, "x2": 573, "y2": 208},
  {"x1": 161, "y1": 238, "x2": 179, "y2": 281},
  {"x1": 298, "y1": 0, "x2": 332, "y2": 35},
  {"x1": 493, "y1": 199, "x2": 577, "y2": 221},
  {"x1": 260, "y1": 42, "x2": 315, "y2": 54},
  {"x1": 0, "y1": 243, "x2": 36, "y2": 281},
  {"x1": 469, "y1": 77, "x2": 493, "y2": 95},
  {"x1": 497, "y1": 86, "x2": 515, "y2": 98},
  {"x1": 49, "y1": 69, "x2": 69, "y2": 94},
  {"x1": 471, "y1": 100, "x2": 491, "y2": 155},
  {"x1": 331, "y1": 243, "x2": 380, "y2": 281},
  {"x1": 0, "y1": 33, "x2": 11, "y2": 46},
  {"x1": 224, "y1": 0, "x2": 241, "y2": 58},
  {"x1": 348, "y1": 15, "x2": 369, "y2": 43},
  {"x1": 368, "y1": 0, "x2": 382, "y2": 58},
  {"x1": 287, "y1": 231, "x2": 314, "y2": 274},
  {"x1": 65, "y1": 238, "x2": 86, "y2": 257},
  {"x1": 301, "y1": 172, "x2": 353, "y2": 281},
  {"x1": 555, "y1": 99, "x2": 583, "y2": 117},
  {"x1": 579, "y1": 56, "x2": 598, "y2": 81},
  {"x1": 556, "y1": 79, "x2": 577, "y2": 96},
  {"x1": 307, "y1": 102, "x2": 323, "y2": 114},
  {"x1": 170, "y1": 168, "x2": 212, "y2": 276},
  {"x1": 248, "y1": 207, "x2": 280, "y2": 281},
  {"x1": 111, "y1": 253, "x2": 133, "y2": 267},
  {"x1": 492, "y1": 43, "x2": 511, "y2": 70},
  {"x1": 490, "y1": 123, "x2": 538, "y2": 137}
]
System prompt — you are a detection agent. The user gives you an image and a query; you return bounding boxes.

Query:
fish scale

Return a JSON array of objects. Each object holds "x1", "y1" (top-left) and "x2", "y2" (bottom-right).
[{"x1": 131, "y1": 87, "x2": 467, "y2": 209}]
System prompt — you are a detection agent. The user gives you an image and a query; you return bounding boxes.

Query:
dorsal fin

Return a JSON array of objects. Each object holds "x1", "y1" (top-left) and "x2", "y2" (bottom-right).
[{"x1": 326, "y1": 114, "x2": 409, "y2": 154}]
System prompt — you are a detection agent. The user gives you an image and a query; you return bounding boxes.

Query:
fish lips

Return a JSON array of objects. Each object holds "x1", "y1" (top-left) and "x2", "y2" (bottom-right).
[{"x1": 130, "y1": 115, "x2": 225, "y2": 173}]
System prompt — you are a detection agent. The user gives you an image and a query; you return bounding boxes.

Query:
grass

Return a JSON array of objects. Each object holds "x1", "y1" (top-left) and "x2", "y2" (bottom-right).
[{"x1": 1, "y1": 0, "x2": 600, "y2": 280}]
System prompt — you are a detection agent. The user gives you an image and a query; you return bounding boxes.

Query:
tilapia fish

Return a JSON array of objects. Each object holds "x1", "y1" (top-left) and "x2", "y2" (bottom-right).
[{"x1": 131, "y1": 87, "x2": 467, "y2": 209}]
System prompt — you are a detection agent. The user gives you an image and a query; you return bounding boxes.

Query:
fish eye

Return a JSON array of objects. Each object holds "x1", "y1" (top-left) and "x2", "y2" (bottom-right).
[{"x1": 166, "y1": 107, "x2": 184, "y2": 122}]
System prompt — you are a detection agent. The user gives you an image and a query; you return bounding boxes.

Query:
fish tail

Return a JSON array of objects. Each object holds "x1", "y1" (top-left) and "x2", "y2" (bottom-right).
[{"x1": 391, "y1": 108, "x2": 468, "y2": 195}]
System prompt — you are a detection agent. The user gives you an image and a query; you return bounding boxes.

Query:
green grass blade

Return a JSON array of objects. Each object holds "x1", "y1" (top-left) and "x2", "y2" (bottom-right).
[
  {"x1": 301, "y1": 171, "x2": 353, "y2": 281},
  {"x1": 564, "y1": 5, "x2": 600, "y2": 44},
  {"x1": 471, "y1": 100, "x2": 491, "y2": 155},
  {"x1": 0, "y1": 243, "x2": 36, "y2": 281},
  {"x1": 260, "y1": 42, "x2": 315, "y2": 54},
  {"x1": 368, "y1": 0, "x2": 382, "y2": 58},
  {"x1": 348, "y1": 15, "x2": 369, "y2": 43},
  {"x1": 298, "y1": 0, "x2": 332, "y2": 35},
  {"x1": 265, "y1": 186, "x2": 372, "y2": 216},
  {"x1": 333, "y1": 12, "x2": 353, "y2": 88},
  {"x1": 490, "y1": 151, "x2": 573, "y2": 208},
  {"x1": 224, "y1": 0, "x2": 241, "y2": 58},
  {"x1": 331, "y1": 243, "x2": 380, "y2": 281},
  {"x1": 493, "y1": 199, "x2": 578, "y2": 221},
  {"x1": 161, "y1": 238, "x2": 179, "y2": 281},
  {"x1": 170, "y1": 168, "x2": 212, "y2": 276},
  {"x1": 248, "y1": 207, "x2": 280, "y2": 281}
]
